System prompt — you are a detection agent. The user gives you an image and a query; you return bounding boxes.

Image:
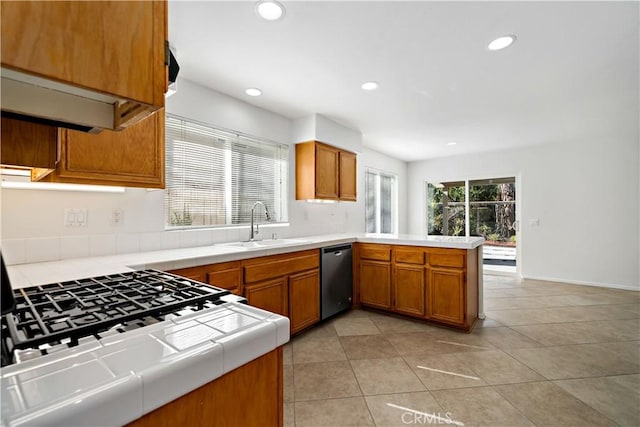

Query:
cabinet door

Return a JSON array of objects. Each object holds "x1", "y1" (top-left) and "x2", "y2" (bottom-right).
[
  {"x1": 289, "y1": 269, "x2": 320, "y2": 334},
  {"x1": 427, "y1": 268, "x2": 465, "y2": 325},
  {"x1": 1, "y1": 1, "x2": 167, "y2": 107},
  {"x1": 359, "y1": 260, "x2": 391, "y2": 310},
  {"x1": 339, "y1": 151, "x2": 357, "y2": 201},
  {"x1": 393, "y1": 265, "x2": 426, "y2": 317},
  {"x1": 206, "y1": 261, "x2": 242, "y2": 295},
  {"x1": 314, "y1": 143, "x2": 339, "y2": 199},
  {"x1": 245, "y1": 277, "x2": 288, "y2": 317},
  {"x1": 168, "y1": 266, "x2": 206, "y2": 283},
  {"x1": 42, "y1": 110, "x2": 165, "y2": 188}
]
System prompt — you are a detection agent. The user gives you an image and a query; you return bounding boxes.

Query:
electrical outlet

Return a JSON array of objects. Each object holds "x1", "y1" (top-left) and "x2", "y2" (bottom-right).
[{"x1": 111, "y1": 209, "x2": 123, "y2": 225}]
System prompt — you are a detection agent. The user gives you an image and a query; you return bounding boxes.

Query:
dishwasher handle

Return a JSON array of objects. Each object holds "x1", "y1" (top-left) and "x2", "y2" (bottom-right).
[{"x1": 321, "y1": 244, "x2": 352, "y2": 255}]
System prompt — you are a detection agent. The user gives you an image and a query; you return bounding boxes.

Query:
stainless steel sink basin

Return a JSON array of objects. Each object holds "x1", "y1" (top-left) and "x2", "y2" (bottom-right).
[{"x1": 220, "y1": 238, "x2": 311, "y2": 249}]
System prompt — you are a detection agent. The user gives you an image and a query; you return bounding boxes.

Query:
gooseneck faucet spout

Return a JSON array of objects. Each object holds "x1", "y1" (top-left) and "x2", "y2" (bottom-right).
[{"x1": 249, "y1": 201, "x2": 271, "y2": 241}]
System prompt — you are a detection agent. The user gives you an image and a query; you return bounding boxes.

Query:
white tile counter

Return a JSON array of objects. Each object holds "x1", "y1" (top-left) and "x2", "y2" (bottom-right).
[
  {"x1": 5, "y1": 233, "x2": 482, "y2": 289},
  {"x1": 0, "y1": 303, "x2": 289, "y2": 427}
]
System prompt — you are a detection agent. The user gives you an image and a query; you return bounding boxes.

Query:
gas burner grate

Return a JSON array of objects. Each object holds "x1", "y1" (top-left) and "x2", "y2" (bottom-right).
[{"x1": 2, "y1": 269, "x2": 230, "y2": 351}]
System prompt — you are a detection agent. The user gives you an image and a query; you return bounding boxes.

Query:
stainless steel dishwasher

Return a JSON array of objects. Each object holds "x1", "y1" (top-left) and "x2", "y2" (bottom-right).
[{"x1": 321, "y1": 243, "x2": 353, "y2": 320}]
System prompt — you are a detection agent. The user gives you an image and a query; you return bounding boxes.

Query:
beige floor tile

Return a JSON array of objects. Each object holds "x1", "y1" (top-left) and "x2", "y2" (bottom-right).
[
  {"x1": 385, "y1": 332, "x2": 490, "y2": 357},
  {"x1": 294, "y1": 397, "x2": 374, "y2": 426},
  {"x1": 474, "y1": 318, "x2": 503, "y2": 328},
  {"x1": 333, "y1": 317, "x2": 381, "y2": 336},
  {"x1": 364, "y1": 391, "x2": 448, "y2": 427},
  {"x1": 339, "y1": 334, "x2": 400, "y2": 360},
  {"x1": 283, "y1": 342, "x2": 293, "y2": 365},
  {"x1": 554, "y1": 374, "x2": 640, "y2": 427},
  {"x1": 294, "y1": 361, "x2": 361, "y2": 401},
  {"x1": 431, "y1": 386, "x2": 535, "y2": 426},
  {"x1": 350, "y1": 357, "x2": 425, "y2": 395},
  {"x1": 292, "y1": 335, "x2": 347, "y2": 364},
  {"x1": 506, "y1": 341, "x2": 640, "y2": 380},
  {"x1": 454, "y1": 350, "x2": 544, "y2": 385},
  {"x1": 494, "y1": 381, "x2": 617, "y2": 426},
  {"x1": 284, "y1": 401, "x2": 295, "y2": 427},
  {"x1": 371, "y1": 314, "x2": 436, "y2": 334},
  {"x1": 512, "y1": 318, "x2": 640, "y2": 346},
  {"x1": 295, "y1": 321, "x2": 338, "y2": 339},
  {"x1": 284, "y1": 364, "x2": 294, "y2": 402},
  {"x1": 403, "y1": 353, "x2": 488, "y2": 390},
  {"x1": 471, "y1": 326, "x2": 543, "y2": 349}
]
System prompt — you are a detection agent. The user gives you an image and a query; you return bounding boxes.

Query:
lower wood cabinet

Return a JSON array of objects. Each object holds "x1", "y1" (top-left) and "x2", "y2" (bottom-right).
[
  {"x1": 359, "y1": 260, "x2": 391, "y2": 310},
  {"x1": 168, "y1": 249, "x2": 322, "y2": 335},
  {"x1": 355, "y1": 243, "x2": 478, "y2": 331},
  {"x1": 427, "y1": 268, "x2": 465, "y2": 325},
  {"x1": 288, "y1": 269, "x2": 320, "y2": 334},
  {"x1": 393, "y1": 264, "x2": 426, "y2": 317},
  {"x1": 128, "y1": 347, "x2": 283, "y2": 427},
  {"x1": 244, "y1": 277, "x2": 289, "y2": 317}
]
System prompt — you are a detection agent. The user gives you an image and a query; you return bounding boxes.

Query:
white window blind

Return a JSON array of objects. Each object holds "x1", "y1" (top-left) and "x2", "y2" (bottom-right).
[
  {"x1": 365, "y1": 169, "x2": 397, "y2": 234},
  {"x1": 165, "y1": 115, "x2": 288, "y2": 227}
]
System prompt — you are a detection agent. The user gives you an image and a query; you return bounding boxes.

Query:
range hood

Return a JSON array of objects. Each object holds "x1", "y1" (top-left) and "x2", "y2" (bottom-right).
[{"x1": 0, "y1": 67, "x2": 154, "y2": 134}]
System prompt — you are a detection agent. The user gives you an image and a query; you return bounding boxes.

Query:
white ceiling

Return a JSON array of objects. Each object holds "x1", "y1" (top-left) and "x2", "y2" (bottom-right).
[{"x1": 168, "y1": 1, "x2": 639, "y2": 162}]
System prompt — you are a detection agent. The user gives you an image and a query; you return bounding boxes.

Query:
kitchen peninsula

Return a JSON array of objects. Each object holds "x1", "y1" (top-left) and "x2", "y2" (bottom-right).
[{"x1": 1, "y1": 233, "x2": 483, "y2": 426}]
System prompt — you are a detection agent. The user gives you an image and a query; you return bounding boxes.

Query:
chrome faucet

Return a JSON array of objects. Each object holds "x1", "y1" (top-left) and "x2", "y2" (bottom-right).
[{"x1": 249, "y1": 201, "x2": 271, "y2": 241}]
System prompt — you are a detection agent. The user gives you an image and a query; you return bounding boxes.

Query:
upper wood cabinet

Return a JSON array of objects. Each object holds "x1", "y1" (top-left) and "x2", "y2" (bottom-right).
[
  {"x1": 295, "y1": 140, "x2": 357, "y2": 201},
  {"x1": 1, "y1": 1, "x2": 167, "y2": 130},
  {"x1": 38, "y1": 109, "x2": 165, "y2": 188},
  {"x1": 0, "y1": 117, "x2": 57, "y2": 179}
]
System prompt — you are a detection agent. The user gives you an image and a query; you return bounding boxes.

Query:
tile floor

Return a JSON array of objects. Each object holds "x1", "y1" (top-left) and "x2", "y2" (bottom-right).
[{"x1": 283, "y1": 274, "x2": 640, "y2": 427}]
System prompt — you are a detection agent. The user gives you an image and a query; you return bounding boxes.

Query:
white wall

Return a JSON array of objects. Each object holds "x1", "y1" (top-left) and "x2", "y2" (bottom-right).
[
  {"x1": 0, "y1": 79, "x2": 407, "y2": 264},
  {"x1": 407, "y1": 135, "x2": 640, "y2": 290}
]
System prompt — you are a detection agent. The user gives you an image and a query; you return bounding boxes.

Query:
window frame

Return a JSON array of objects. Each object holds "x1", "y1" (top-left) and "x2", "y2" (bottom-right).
[
  {"x1": 365, "y1": 167, "x2": 398, "y2": 235},
  {"x1": 164, "y1": 114, "x2": 289, "y2": 230}
]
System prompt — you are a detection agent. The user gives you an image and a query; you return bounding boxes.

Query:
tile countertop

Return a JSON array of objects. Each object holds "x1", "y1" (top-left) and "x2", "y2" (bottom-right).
[
  {"x1": 5, "y1": 233, "x2": 484, "y2": 289},
  {"x1": 0, "y1": 303, "x2": 289, "y2": 427}
]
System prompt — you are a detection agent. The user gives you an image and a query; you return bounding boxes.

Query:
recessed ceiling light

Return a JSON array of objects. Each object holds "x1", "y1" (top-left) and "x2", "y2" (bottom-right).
[
  {"x1": 255, "y1": 1, "x2": 285, "y2": 21},
  {"x1": 245, "y1": 87, "x2": 262, "y2": 97},
  {"x1": 361, "y1": 81, "x2": 379, "y2": 91},
  {"x1": 488, "y1": 35, "x2": 516, "y2": 51},
  {"x1": 447, "y1": 142, "x2": 457, "y2": 146}
]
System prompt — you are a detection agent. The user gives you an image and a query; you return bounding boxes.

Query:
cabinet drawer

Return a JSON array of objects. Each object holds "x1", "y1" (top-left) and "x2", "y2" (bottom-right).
[
  {"x1": 206, "y1": 261, "x2": 241, "y2": 294},
  {"x1": 394, "y1": 247, "x2": 425, "y2": 265},
  {"x1": 359, "y1": 244, "x2": 391, "y2": 261},
  {"x1": 428, "y1": 249, "x2": 465, "y2": 269},
  {"x1": 243, "y1": 251, "x2": 319, "y2": 284}
]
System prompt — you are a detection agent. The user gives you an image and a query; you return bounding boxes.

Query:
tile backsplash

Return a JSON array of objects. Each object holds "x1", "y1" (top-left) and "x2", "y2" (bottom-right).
[{"x1": 0, "y1": 225, "x2": 295, "y2": 265}]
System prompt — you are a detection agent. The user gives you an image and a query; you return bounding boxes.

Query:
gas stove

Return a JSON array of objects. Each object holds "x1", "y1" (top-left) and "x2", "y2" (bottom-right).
[{"x1": 1, "y1": 269, "x2": 243, "y2": 366}]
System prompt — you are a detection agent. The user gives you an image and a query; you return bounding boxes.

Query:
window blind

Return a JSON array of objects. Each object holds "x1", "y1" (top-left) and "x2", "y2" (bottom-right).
[
  {"x1": 165, "y1": 115, "x2": 288, "y2": 227},
  {"x1": 365, "y1": 169, "x2": 396, "y2": 234}
]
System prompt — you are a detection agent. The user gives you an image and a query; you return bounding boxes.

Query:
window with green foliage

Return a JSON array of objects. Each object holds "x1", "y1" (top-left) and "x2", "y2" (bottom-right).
[
  {"x1": 426, "y1": 181, "x2": 466, "y2": 236},
  {"x1": 165, "y1": 115, "x2": 289, "y2": 228}
]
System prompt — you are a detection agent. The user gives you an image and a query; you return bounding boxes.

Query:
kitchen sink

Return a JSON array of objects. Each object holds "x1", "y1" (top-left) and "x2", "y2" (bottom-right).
[{"x1": 220, "y1": 238, "x2": 311, "y2": 249}]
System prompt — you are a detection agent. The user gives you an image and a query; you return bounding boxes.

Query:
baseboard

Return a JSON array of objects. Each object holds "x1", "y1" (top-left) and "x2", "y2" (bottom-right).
[{"x1": 523, "y1": 275, "x2": 640, "y2": 292}]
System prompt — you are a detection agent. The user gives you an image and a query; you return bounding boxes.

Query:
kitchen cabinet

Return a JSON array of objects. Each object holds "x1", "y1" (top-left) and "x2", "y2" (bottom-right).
[
  {"x1": 245, "y1": 277, "x2": 289, "y2": 317},
  {"x1": 205, "y1": 261, "x2": 242, "y2": 295},
  {"x1": 0, "y1": 117, "x2": 56, "y2": 179},
  {"x1": 128, "y1": 347, "x2": 283, "y2": 427},
  {"x1": 288, "y1": 269, "x2": 320, "y2": 334},
  {"x1": 37, "y1": 109, "x2": 165, "y2": 188},
  {"x1": 169, "y1": 260, "x2": 242, "y2": 296},
  {"x1": 295, "y1": 140, "x2": 357, "y2": 201},
  {"x1": 392, "y1": 247, "x2": 426, "y2": 317},
  {"x1": 242, "y1": 249, "x2": 320, "y2": 334},
  {"x1": 354, "y1": 243, "x2": 479, "y2": 331},
  {"x1": 1, "y1": 0, "x2": 167, "y2": 130},
  {"x1": 357, "y1": 244, "x2": 392, "y2": 310}
]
